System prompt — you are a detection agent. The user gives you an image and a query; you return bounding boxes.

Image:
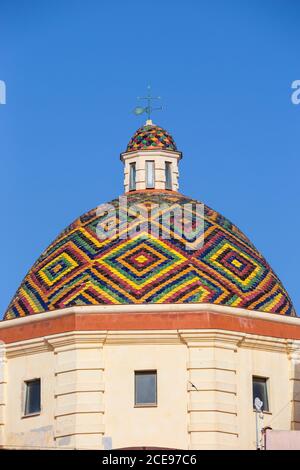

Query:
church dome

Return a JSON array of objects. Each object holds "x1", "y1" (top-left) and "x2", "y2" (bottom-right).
[
  {"x1": 126, "y1": 122, "x2": 177, "y2": 153},
  {"x1": 4, "y1": 191, "x2": 295, "y2": 319}
]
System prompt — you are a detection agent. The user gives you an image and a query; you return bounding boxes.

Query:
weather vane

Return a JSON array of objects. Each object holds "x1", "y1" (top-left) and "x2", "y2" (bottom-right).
[{"x1": 133, "y1": 85, "x2": 162, "y2": 121}]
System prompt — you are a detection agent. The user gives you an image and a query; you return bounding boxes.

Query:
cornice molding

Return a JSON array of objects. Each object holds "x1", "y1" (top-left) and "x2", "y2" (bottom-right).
[
  {"x1": 179, "y1": 329, "x2": 294, "y2": 353},
  {"x1": 105, "y1": 330, "x2": 182, "y2": 345},
  {"x1": 179, "y1": 329, "x2": 243, "y2": 350},
  {"x1": 5, "y1": 337, "x2": 50, "y2": 358},
  {"x1": 45, "y1": 331, "x2": 107, "y2": 351},
  {"x1": 286, "y1": 339, "x2": 300, "y2": 360},
  {"x1": 239, "y1": 334, "x2": 289, "y2": 353},
  {"x1": 1, "y1": 304, "x2": 299, "y2": 330},
  {"x1": 120, "y1": 148, "x2": 182, "y2": 162},
  {"x1": 3, "y1": 328, "x2": 294, "y2": 356}
]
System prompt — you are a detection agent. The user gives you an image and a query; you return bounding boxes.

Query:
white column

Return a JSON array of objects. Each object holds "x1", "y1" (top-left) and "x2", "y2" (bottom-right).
[
  {"x1": 180, "y1": 330, "x2": 240, "y2": 450},
  {"x1": 0, "y1": 342, "x2": 7, "y2": 448},
  {"x1": 46, "y1": 332, "x2": 106, "y2": 449},
  {"x1": 287, "y1": 340, "x2": 300, "y2": 430}
]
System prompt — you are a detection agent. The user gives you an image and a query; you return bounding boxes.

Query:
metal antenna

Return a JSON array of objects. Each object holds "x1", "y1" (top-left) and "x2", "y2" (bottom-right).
[{"x1": 133, "y1": 85, "x2": 162, "y2": 121}]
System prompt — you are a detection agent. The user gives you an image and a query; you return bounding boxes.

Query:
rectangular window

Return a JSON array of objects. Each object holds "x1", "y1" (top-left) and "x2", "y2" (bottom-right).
[
  {"x1": 165, "y1": 162, "x2": 172, "y2": 190},
  {"x1": 135, "y1": 371, "x2": 157, "y2": 406},
  {"x1": 24, "y1": 379, "x2": 41, "y2": 416},
  {"x1": 252, "y1": 376, "x2": 269, "y2": 412},
  {"x1": 129, "y1": 163, "x2": 136, "y2": 191},
  {"x1": 146, "y1": 161, "x2": 155, "y2": 189}
]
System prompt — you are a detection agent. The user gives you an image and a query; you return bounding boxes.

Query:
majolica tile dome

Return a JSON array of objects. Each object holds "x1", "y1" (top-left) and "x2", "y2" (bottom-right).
[
  {"x1": 4, "y1": 124, "x2": 296, "y2": 319},
  {"x1": 126, "y1": 123, "x2": 177, "y2": 152}
]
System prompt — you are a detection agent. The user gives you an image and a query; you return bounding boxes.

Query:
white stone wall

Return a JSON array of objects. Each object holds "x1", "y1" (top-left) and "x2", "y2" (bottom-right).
[
  {"x1": 0, "y1": 341, "x2": 6, "y2": 447},
  {"x1": 4, "y1": 339, "x2": 55, "y2": 449},
  {"x1": 180, "y1": 331, "x2": 240, "y2": 450},
  {"x1": 121, "y1": 149, "x2": 181, "y2": 192},
  {"x1": 1, "y1": 326, "x2": 299, "y2": 450},
  {"x1": 103, "y1": 331, "x2": 188, "y2": 450},
  {"x1": 287, "y1": 340, "x2": 300, "y2": 431},
  {"x1": 47, "y1": 333, "x2": 106, "y2": 449}
]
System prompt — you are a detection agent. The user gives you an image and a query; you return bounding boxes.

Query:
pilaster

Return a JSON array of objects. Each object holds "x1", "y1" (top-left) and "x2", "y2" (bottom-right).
[
  {"x1": 46, "y1": 332, "x2": 107, "y2": 449},
  {"x1": 180, "y1": 330, "x2": 241, "y2": 450},
  {"x1": 287, "y1": 340, "x2": 300, "y2": 430},
  {"x1": 0, "y1": 342, "x2": 7, "y2": 447}
]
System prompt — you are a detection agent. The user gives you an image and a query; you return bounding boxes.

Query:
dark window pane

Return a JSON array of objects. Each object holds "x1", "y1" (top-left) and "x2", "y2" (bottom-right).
[
  {"x1": 165, "y1": 162, "x2": 172, "y2": 190},
  {"x1": 135, "y1": 371, "x2": 157, "y2": 405},
  {"x1": 25, "y1": 379, "x2": 41, "y2": 415},
  {"x1": 129, "y1": 163, "x2": 136, "y2": 191},
  {"x1": 252, "y1": 377, "x2": 269, "y2": 412}
]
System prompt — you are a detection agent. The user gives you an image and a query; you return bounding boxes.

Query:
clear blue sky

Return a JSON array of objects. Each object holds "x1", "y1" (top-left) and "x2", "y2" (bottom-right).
[{"x1": 1, "y1": 0, "x2": 299, "y2": 317}]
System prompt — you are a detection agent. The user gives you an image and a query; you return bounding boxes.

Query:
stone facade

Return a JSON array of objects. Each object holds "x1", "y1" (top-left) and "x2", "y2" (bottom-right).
[
  {"x1": 0, "y1": 304, "x2": 299, "y2": 450},
  {"x1": 121, "y1": 149, "x2": 181, "y2": 192}
]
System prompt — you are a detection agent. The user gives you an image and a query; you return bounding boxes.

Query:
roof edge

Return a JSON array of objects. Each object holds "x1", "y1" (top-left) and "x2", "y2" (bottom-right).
[{"x1": 1, "y1": 302, "x2": 298, "y2": 330}]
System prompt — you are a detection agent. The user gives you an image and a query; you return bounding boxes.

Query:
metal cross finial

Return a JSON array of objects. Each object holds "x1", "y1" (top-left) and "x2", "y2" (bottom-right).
[{"x1": 133, "y1": 85, "x2": 162, "y2": 122}]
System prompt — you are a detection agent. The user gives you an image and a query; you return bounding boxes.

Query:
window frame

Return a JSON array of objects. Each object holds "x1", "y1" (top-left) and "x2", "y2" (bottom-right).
[
  {"x1": 23, "y1": 378, "x2": 41, "y2": 418},
  {"x1": 145, "y1": 160, "x2": 155, "y2": 189},
  {"x1": 252, "y1": 375, "x2": 270, "y2": 413},
  {"x1": 129, "y1": 162, "x2": 136, "y2": 191},
  {"x1": 165, "y1": 161, "x2": 172, "y2": 190},
  {"x1": 134, "y1": 370, "x2": 157, "y2": 408}
]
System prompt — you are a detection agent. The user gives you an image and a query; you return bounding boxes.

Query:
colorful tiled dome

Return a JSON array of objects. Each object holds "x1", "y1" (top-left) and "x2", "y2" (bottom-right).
[
  {"x1": 126, "y1": 123, "x2": 177, "y2": 152},
  {"x1": 4, "y1": 192, "x2": 295, "y2": 319}
]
